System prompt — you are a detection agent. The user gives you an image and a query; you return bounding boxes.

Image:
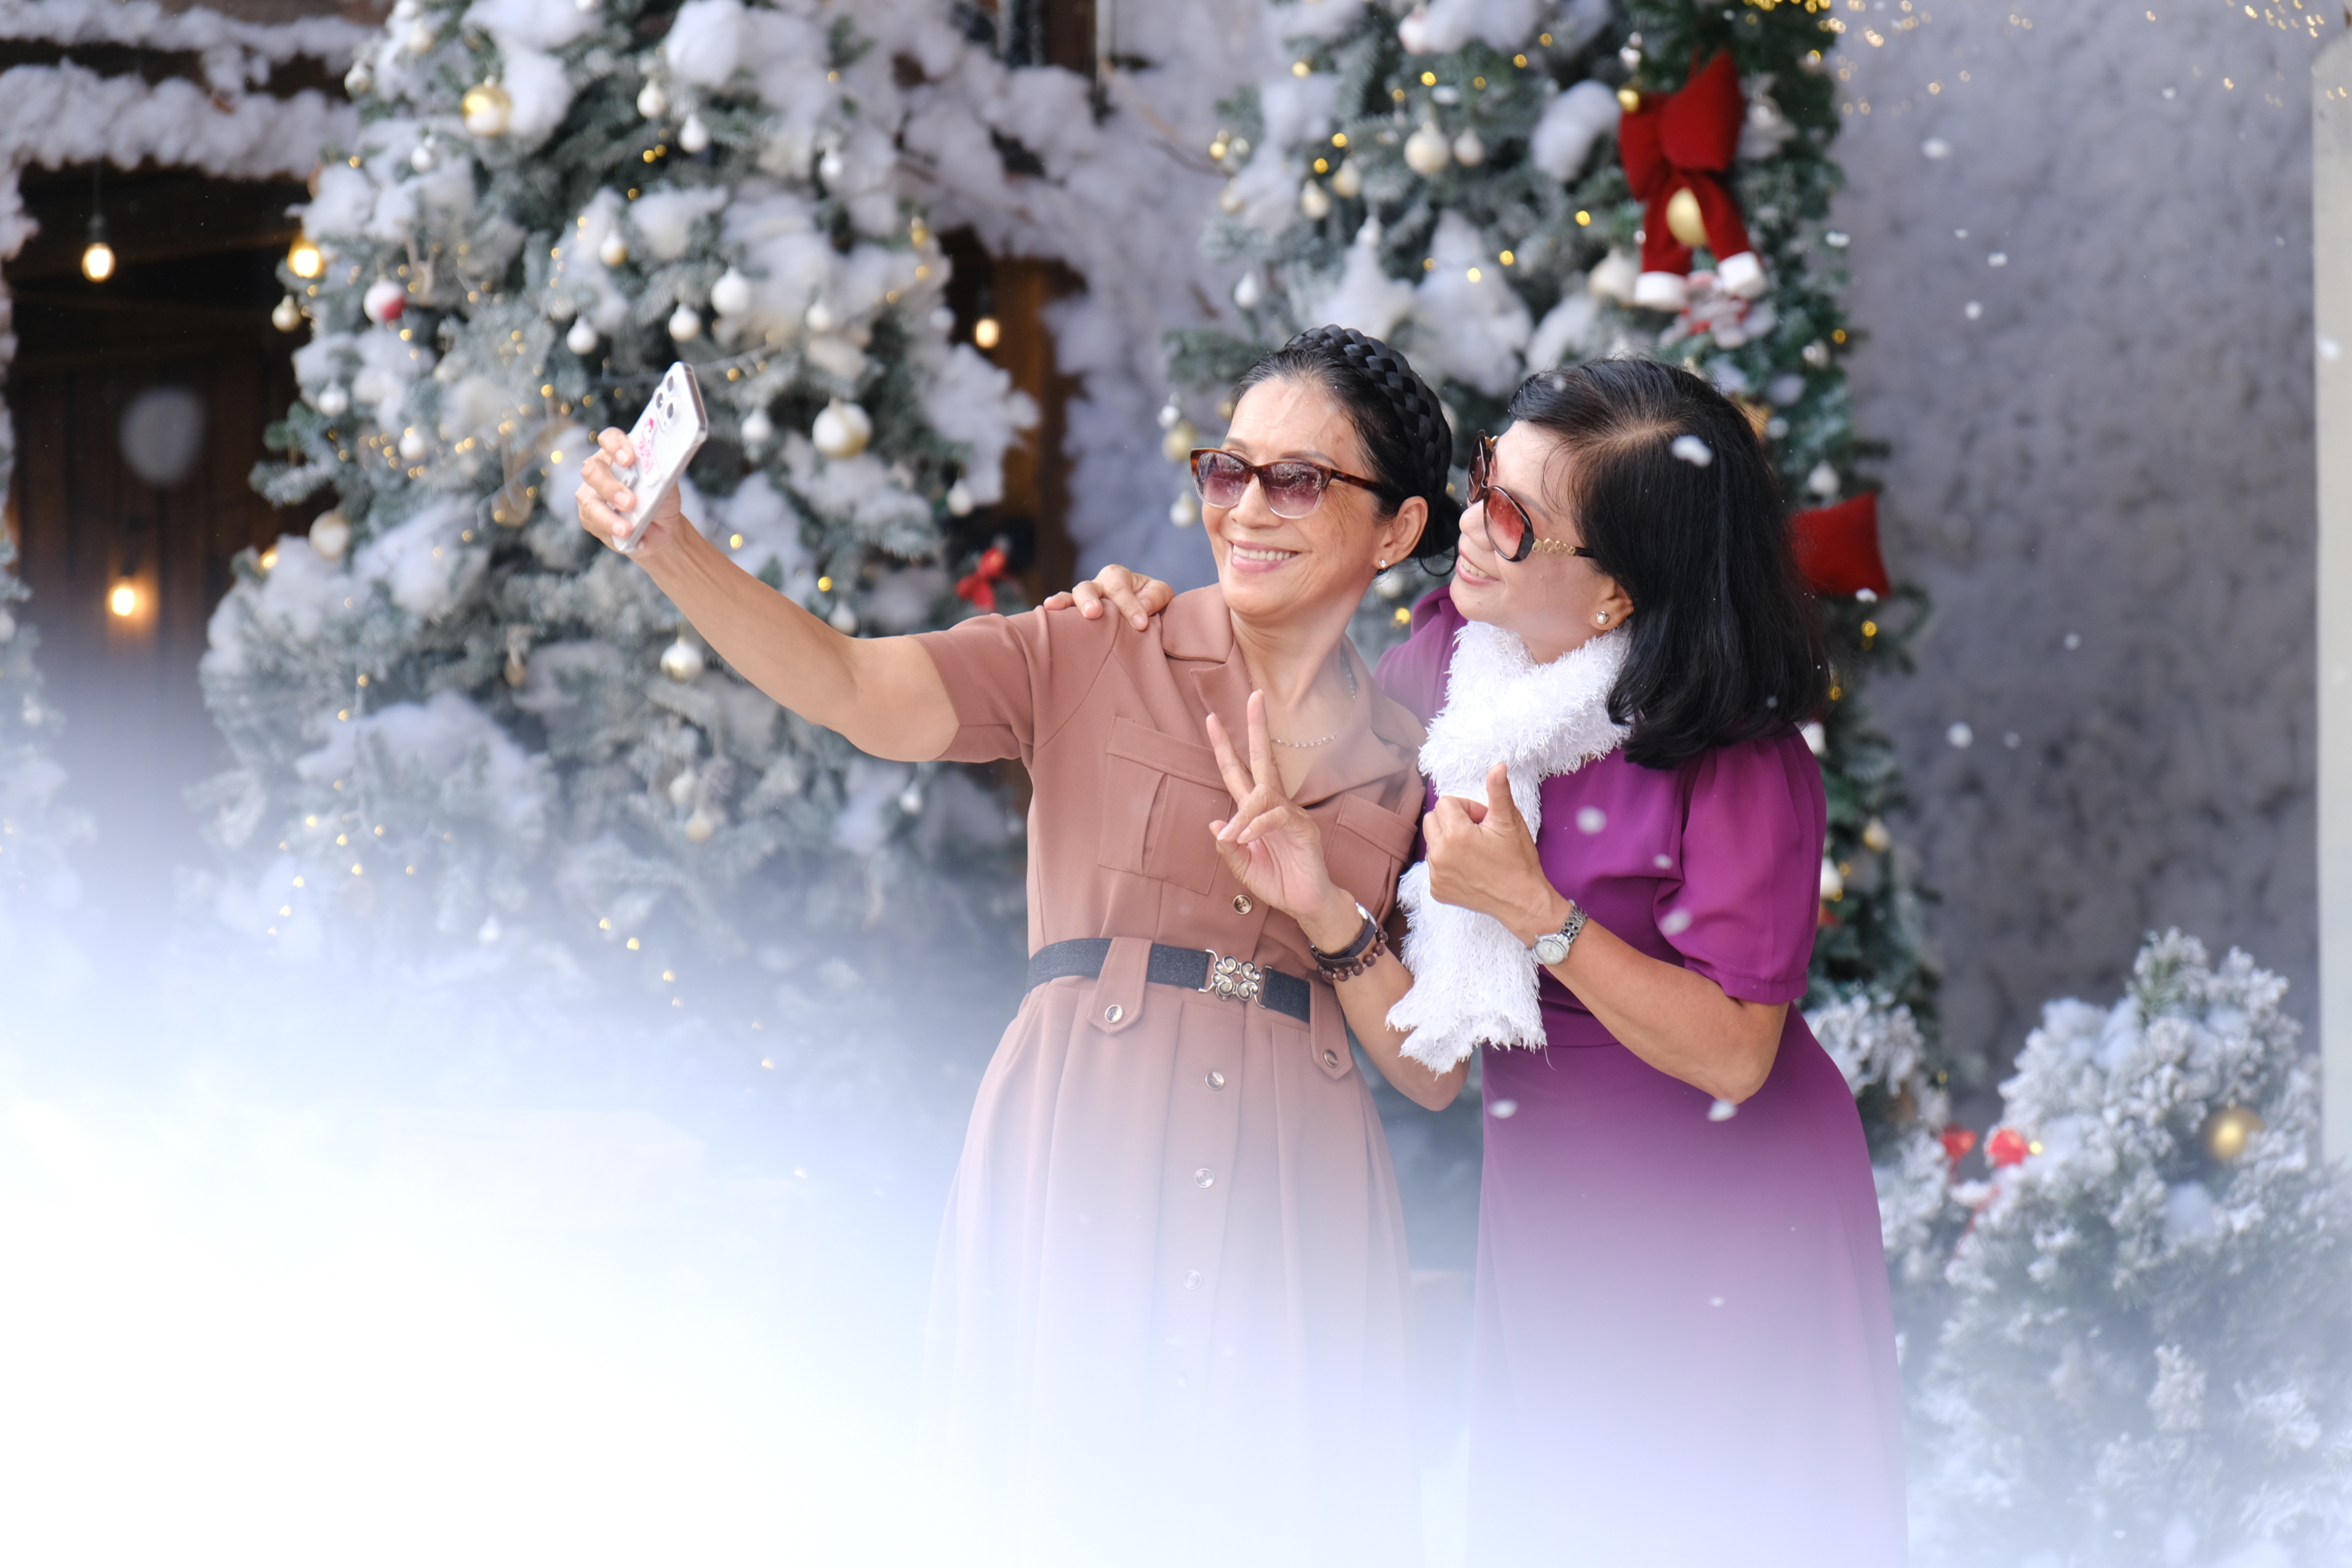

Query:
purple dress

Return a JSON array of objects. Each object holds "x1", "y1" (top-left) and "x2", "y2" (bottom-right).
[{"x1": 1378, "y1": 590, "x2": 1906, "y2": 1568}]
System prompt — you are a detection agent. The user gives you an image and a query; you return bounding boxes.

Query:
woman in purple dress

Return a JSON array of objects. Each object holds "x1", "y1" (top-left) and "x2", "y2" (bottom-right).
[{"x1": 1113, "y1": 357, "x2": 1904, "y2": 1566}]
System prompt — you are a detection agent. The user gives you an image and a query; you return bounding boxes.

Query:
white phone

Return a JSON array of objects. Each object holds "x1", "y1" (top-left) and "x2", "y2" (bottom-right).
[{"x1": 614, "y1": 361, "x2": 709, "y2": 553}]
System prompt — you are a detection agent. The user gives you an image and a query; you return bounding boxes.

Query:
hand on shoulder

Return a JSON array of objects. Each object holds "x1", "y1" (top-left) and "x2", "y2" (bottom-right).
[{"x1": 1037, "y1": 564, "x2": 1178, "y2": 629}]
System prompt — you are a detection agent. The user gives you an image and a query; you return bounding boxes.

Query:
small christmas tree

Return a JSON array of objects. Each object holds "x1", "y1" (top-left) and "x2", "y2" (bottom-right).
[
  {"x1": 198, "y1": 0, "x2": 1040, "y2": 1026},
  {"x1": 1161, "y1": 0, "x2": 1955, "y2": 1244},
  {"x1": 1911, "y1": 931, "x2": 2352, "y2": 1566}
]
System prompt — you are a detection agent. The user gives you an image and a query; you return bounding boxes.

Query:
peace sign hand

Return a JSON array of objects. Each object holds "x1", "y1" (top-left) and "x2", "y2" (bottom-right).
[{"x1": 1205, "y1": 692, "x2": 1364, "y2": 954}]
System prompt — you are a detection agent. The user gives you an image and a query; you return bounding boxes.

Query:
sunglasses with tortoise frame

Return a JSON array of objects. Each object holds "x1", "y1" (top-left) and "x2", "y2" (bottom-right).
[{"x1": 1469, "y1": 432, "x2": 1593, "y2": 564}]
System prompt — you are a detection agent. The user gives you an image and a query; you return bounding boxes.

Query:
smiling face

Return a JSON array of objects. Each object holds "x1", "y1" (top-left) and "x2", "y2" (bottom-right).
[
  {"x1": 1205, "y1": 376, "x2": 1428, "y2": 632},
  {"x1": 1449, "y1": 421, "x2": 1634, "y2": 663}
]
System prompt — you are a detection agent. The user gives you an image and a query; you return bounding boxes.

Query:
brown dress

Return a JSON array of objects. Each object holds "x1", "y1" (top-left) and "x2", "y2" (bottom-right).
[{"x1": 912, "y1": 586, "x2": 1427, "y2": 1566}]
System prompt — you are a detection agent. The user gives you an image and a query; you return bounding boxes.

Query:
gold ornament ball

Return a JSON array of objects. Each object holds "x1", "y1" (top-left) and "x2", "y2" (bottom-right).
[
  {"x1": 660, "y1": 635, "x2": 707, "y2": 683},
  {"x1": 1616, "y1": 86, "x2": 1643, "y2": 113},
  {"x1": 1861, "y1": 816, "x2": 1892, "y2": 853},
  {"x1": 1161, "y1": 420, "x2": 1199, "y2": 463},
  {"x1": 272, "y1": 295, "x2": 305, "y2": 332},
  {"x1": 684, "y1": 808, "x2": 717, "y2": 843},
  {"x1": 2202, "y1": 1104, "x2": 2265, "y2": 1163},
  {"x1": 812, "y1": 398, "x2": 873, "y2": 459},
  {"x1": 462, "y1": 80, "x2": 513, "y2": 136},
  {"x1": 1664, "y1": 187, "x2": 1710, "y2": 249}
]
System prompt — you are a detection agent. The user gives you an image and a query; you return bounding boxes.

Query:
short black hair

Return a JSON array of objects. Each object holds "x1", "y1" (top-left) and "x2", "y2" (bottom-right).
[
  {"x1": 1233, "y1": 325, "x2": 1462, "y2": 570},
  {"x1": 1508, "y1": 359, "x2": 1830, "y2": 770}
]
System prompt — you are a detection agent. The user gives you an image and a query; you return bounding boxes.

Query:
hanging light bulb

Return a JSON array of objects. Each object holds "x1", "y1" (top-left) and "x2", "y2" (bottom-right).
[
  {"x1": 287, "y1": 234, "x2": 324, "y2": 280},
  {"x1": 972, "y1": 315, "x2": 1001, "y2": 350},
  {"x1": 81, "y1": 213, "x2": 115, "y2": 283},
  {"x1": 108, "y1": 579, "x2": 137, "y2": 617}
]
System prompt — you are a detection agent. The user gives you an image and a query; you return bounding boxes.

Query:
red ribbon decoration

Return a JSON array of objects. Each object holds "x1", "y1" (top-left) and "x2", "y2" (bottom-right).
[
  {"x1": 1940, "y1": 1126, "x2": 1980, "y2": 1165},
  {"x1": 1986, "y1": 1127, "x2": 2031, "y2": 1168},
  {"x1": 1790, "y1": 492, "x2": 1892, "y2": 599},
  {"x1": 956, "y1": 545, "x2": 1011, "y2": 613},
  {"x1": 1618, "y1": 52, "x2": 1755, "y2": 280}
]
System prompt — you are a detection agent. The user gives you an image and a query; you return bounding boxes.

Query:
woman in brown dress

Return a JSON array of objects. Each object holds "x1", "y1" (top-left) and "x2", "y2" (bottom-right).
[{"x1": 577, "y1": 327, "x2": 1462, "y2": 1564}]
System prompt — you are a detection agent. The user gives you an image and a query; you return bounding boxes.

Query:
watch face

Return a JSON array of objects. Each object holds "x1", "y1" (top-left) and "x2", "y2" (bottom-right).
[{"x1": 1534, "y1": 934, "x2": 1569, "y2": 963}]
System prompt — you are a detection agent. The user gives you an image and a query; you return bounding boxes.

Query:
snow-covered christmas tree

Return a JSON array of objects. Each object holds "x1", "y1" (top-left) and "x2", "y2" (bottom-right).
[
  {"x1": 198, "y1": 0, "x2": 1043, "y2": 1023},
  {"x1": 1910, "y1": 931, "x2": 2352, "y2": 1566},
  {"x1": 1159, "y1": 0, "x2": 1956, "y2": 1242}
]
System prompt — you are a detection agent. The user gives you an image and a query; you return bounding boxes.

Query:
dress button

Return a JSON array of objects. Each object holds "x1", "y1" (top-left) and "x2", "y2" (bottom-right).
[
  {"x1": 1184, "y1": 1269, "x2": 1202, "y2": 1290},
  {"x1": 1322, "y1": 1049, "x2": 1340, "y2": 1069},
  {"x1": 1205, "y1": 1070, "x2": 1226, "y2": 1090},
  {"x1": 1233, "y1": 893, "x2": 1253, "y2": 914},
  {"x1": 1194, "y1": 1167, "x2": 1214, "y2": 1188},
  {"x1": 1104, "y1": 1003, "x2": 1123, "y2": 1024}
]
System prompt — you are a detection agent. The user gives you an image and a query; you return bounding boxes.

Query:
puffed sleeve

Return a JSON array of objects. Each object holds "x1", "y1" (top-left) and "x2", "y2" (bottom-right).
[
  {"x1": 1659, "y1": 732, "x2": 1826, "y2": 1004},
  {"x1": 1373, "y1": 586, "x2": 1466, "y2": 726},
  {"x1": 911, "y1": 605, "x2": 1119, "y2": 766}
]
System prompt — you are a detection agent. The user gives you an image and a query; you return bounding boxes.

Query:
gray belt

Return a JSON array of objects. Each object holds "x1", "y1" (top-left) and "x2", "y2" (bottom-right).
[{"x1": 1024, "y1": 939, "x2": 1312, "y2": 1024}]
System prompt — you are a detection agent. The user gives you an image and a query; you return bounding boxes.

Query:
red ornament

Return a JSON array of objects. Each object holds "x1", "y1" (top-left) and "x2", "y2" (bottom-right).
[
  {"x1": 1940, "y1": 1126, "x2": 1979, "y2": 1164},
  {"x1": 1790, "y1": 493, "x2": 1893, "y2": 599},
  {"x1": 363, "y1": 277, "x2": 408, "y2": 324},
  {"x1": 956, "y1": 544, "x2": 1011, "y2": 613},
  {"x1": 1986, "y1": 1127, "x2": 2031, "y2": 1168},
  {"x1": 1619, "y1": 53, "x2": 1762, "y2": 308}
]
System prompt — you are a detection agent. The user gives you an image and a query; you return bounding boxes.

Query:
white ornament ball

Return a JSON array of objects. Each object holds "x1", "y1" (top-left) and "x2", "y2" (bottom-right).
[
  {"x1": 637, "y1": 80, "x2": 669, "y2": 119},
  {"x1": 1331, "y1": 159, "x2": 1362, "y2": 199},
  {"x1": 667, "y1": 304, "x2": 703, "y2": 341},
  {"x1": 660, "y1": 635, "x2": 707, "y2": 683},
  {"x1": 359, "y1": 279, "x2": 403, "y2": 324},
  {"x1": 405, "y1": 21, "x2": 435, "y2": 54},
  {"x1": 1397, "y1": 6, "x2": 1433, "y2": 51},
  {"x1": 1818, "y1": 856, "x2": 1844, "y2": 902},
  {"x1": 1232, "y1": 271, "x2": 1263, "y2": 309},
  {"x1": 565, "y1": 318, "x2": 599, "y2": 355},
  {"x1": 1806, "y1": 461, "x2": 1841, "y2": 498},
  {"x1": 398, "y1": 427, "x2": 427, "y2": 460},
  {"x1": 271, "y1": 296, "x2": 304, "y2": 332},
  {"x1": 709, "y1": 268, "x2": 752, "y2": 317},
  {"x1": 1453, "y1": 128, "x2": 1487, "y2": 167},
  {"x1": 678, "y1": 113, "x2": 711, "y2": 155},
  {"x1": 598, "y1": 233, "x2": 629, "y2": 268},
  {"x1": 345, "y1": 60, "x2": 372, "y2": 95},
  {"x1": 309, "y1": 510, "x2": 351, "y2": 562},
  {"x1": 817, "y1": 148, "x2": 847, "y2": 184},
  {"x1": 1404, "y1": 120, "x2": 1451, "y2": 176},
  {"x1": 896, "y1": 782, "x2": 923, "y2": 815},
  {"x1": 547, "y1": 292, "x2": 577, "y2": 322},
  {"x1": 1946, "y1": 721, "x2": 1975, "y2": 749},
  {"x1": 409, "y1": 140, "x2": 439, "y2": 173},
  {"x1": 667, "y1": 767, "x2": 697, "y2": 807},
  {"x1": 1156, "y1": 401, "x2": 1183, "y2": 430},
  {"x1": 812, "y1": 399, "x2": 872, "y2": 459},
  {"x1": 1169, "y1": 493, "x2": 1199, "y2": 527},
  {"x1": 684, "y1": 808, "x2": 717, "y2": 843},
  {"x1": 1298, "y1": 181, "x2": 1332, "y2": 220},
  {"x1": 828, "y1": 602, "x2": 859, "y2": 634},
  {"x1": 740, "y1": 407, "x2": 774, "y2": 448},
  {"x1": 946, "y1": 479, "x2": 977, "y2": 516},
  {"x1": 804, "y1": 300, "x2": 837, "y2": 333}
]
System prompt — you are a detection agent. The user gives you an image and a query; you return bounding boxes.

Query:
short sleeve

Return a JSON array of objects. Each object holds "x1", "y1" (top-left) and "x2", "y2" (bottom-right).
[
  {"x1": 1660, "y1": 733, "x2": 1826, "y2": 1004},
  {"x1": 911, "y1": 606, "x2": 1119, "y2": 766},
  {"x1": 1373, "y1": 586, "x2": 1465, "y2": 725}
]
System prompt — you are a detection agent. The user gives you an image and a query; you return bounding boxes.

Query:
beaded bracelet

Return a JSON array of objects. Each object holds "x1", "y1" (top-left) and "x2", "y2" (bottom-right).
[{"x1": 1309, "y1": 905, "x2": 1389, "y2": 982}]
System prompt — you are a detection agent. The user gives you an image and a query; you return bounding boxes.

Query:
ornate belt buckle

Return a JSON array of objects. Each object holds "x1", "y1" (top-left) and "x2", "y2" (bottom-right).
[{"x1": 1200, "y1": 949, "x2": 1265, "y2": 1005}]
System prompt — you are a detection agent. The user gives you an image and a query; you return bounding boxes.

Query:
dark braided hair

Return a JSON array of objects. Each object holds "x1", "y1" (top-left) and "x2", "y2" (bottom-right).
[{"x1": 1230, "y1": 325, "x2": 1461, "y2": 568}]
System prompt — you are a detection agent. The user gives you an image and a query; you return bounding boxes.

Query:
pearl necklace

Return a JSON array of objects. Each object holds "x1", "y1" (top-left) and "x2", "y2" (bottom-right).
[{"x1": 1271, "y1": 656, "x2": 1360, "y2": 748}]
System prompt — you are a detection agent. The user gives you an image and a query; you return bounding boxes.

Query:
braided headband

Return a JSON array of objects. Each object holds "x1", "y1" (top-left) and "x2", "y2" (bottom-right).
[{"x1": 1284, "y1": 324, "x2": 1454, "y2": 508}]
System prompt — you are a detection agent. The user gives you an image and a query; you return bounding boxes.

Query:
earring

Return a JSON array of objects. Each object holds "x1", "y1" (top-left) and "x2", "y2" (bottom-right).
[
  {"x1": 1377, "y1": 558, "x2": 1388, "y2": 571},
  {"x1": 1594, "y1": 612, "x2": 1609, "y2": 626}
]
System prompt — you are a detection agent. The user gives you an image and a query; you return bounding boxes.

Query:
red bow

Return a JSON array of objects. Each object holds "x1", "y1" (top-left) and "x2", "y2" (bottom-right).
[
  {"x1": 956, "y1": 545, "x2": 1011, "y2": 612},
  {"x1": 1790, "y1": 493, "x2": 1891, "y2": 599},
  {"x1": 1619, "y1": 52, "x2": 1755, "y2": 280}
]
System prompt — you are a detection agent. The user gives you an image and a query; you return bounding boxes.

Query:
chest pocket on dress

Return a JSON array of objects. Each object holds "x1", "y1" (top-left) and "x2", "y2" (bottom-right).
[
  {"x1": 1322, "y1": 792, "x2": 1419, "y2": 924},
  {"x1": 1098, "y1": 719, "x2": 1233, "y2": 895}
]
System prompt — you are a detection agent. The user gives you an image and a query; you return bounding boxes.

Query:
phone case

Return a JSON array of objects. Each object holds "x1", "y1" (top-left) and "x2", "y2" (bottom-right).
[{"x1": 614, "y1": 361, "x2": 709, "y2": 553}]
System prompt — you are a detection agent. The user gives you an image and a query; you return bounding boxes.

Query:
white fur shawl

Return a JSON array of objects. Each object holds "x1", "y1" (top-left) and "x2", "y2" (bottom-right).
[{"x1": 1386, "y1": 620, "x2": 1631, "y2": 1070}]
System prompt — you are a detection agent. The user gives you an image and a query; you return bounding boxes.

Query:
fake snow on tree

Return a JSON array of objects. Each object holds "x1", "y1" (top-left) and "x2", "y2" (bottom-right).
[
  {"x1": 199, "y1": 0, "x2": 1042, "y2": 1009},
  {"x1": 1909, "y1": 932, "x2": 2352, "y2": 1568}
]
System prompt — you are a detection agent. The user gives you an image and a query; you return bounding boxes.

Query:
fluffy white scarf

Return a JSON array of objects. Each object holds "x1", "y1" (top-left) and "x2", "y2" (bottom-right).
[{"x1": 1387, "y1": 620, "x2": 1631, "y2": 1070}]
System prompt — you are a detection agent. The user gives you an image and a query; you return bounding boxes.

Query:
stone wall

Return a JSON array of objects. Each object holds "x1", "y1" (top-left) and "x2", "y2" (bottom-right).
[{"x1": 1833, "y1": 1, "x2": 2326, "y2": 1083}]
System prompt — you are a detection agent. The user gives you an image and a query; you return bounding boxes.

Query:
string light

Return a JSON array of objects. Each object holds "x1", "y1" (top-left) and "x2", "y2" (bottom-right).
[
  {"x1": 108, "y1": 581, "x2": 136, "y2": 617},
  {"x1": 287, "y1": 236, "x2": 323, "y2": 279},
  {"x1": 973, "y1": 316, "x2": 1001, "y2": 349}
]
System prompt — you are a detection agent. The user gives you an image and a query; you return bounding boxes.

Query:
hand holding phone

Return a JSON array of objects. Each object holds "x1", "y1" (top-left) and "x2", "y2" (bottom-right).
[{"x1": 611, "y1": 361, "x2": 709, "y2": 554}]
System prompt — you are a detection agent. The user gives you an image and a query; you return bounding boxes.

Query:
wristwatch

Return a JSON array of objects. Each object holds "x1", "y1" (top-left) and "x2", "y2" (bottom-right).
[{"x1": 1532, "y1": 902, "x2": 1588, "y2": 966}]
